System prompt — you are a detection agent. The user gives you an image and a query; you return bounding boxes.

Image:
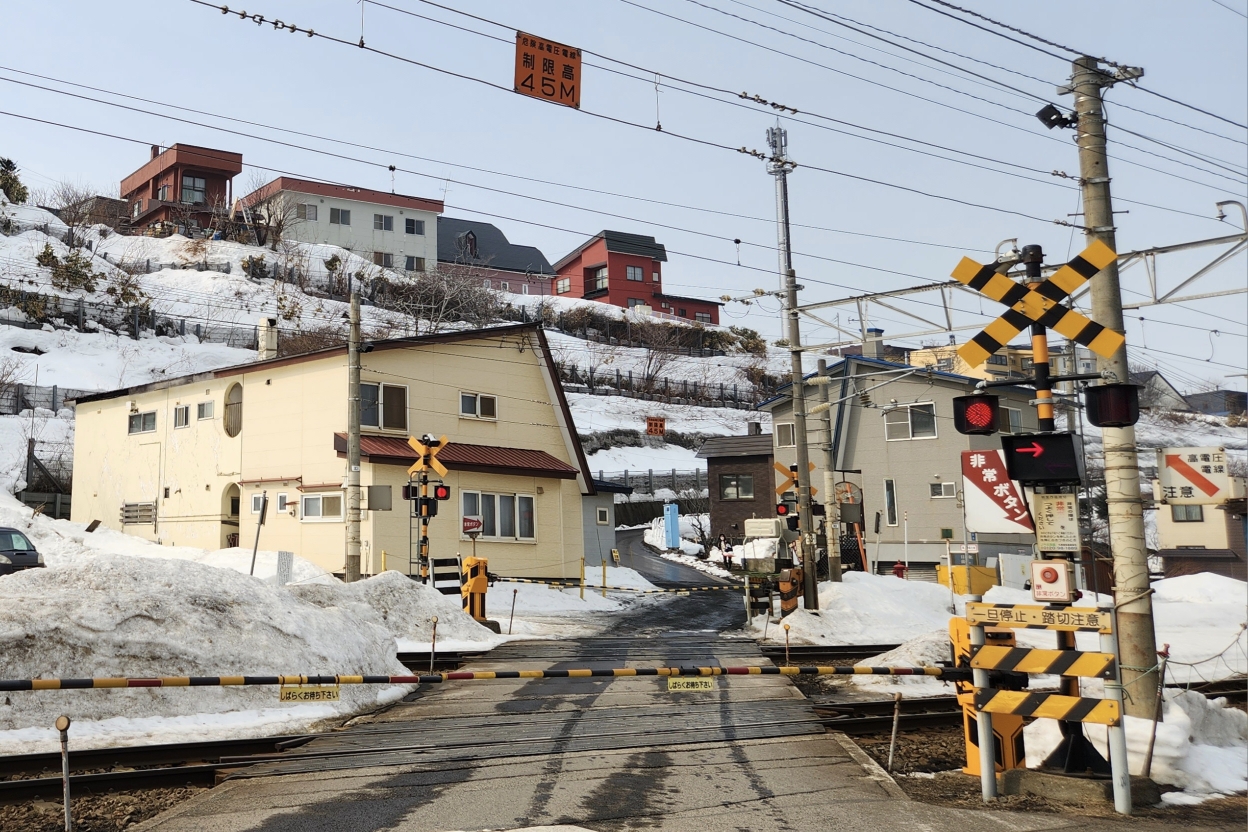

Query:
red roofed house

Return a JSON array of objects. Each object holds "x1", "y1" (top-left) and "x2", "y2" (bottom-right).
[
  {"x1": 121, "y1": 144, "x2": 243, "y2": 235},
  {"x1": 553, "y1": 230, "x2": 721, "y2": 324}
]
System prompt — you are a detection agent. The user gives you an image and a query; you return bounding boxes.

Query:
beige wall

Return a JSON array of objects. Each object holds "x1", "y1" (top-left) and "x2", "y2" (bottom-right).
[{"x1": 72, "y1": 331, "x2": 586, "y2": 578}]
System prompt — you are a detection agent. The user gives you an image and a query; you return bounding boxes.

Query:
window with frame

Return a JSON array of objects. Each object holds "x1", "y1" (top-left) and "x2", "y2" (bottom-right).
[
  {"x1": 158, "y1": 184, "x2": 169, "y2": 201},
  {"x1": 987, "y1": 354, "x2": 1008, "y2": 366},
  {"x1": 626, "y1": 265, "x2": 643, "y2": 282},
  {"x1": 522, "y1": 284, "x2": 530, "y2": 295},
  {"x1": 405, "y1": 217, "x2": 425, "y2": 235},
  {"x1": 555, "y1": 278, "x2": 570, "y2": 294},
  {"x1": 361, "y1": 383, "x2": 408, "y2": 431},
  {"x1": 374, "y1": 213, "x2": 394, "y2": 231},
  {"x1": 483, "y1": 279, "x2": 492, "y2": 290},
  {"x1": 330, "y1": 207, "x2": 351, "y2": 225},
  {"x1": 884, "y1": 403, "x2": 937, "y2": 440},
  {"x1": 462, "y1": 490, "x2": 535, "y2": 540},
  {"x1": 775, "y1": 423, "x2": 796, "y2": 448},
  {"x1": 197, "y1": 401, "x2": 214, "y2": 420},
  {"x1": 592, "y1": 266, "x2": 609, "y2": 291},
  {"x1": 596, "y1": 507, "x2": 610, "y2": 525},
  {"x1": 127, "y1": 411, "x2": 156, "y2": 434},
  {"x1": 1000, "y1": 406, "x2": 1023, "y2": 435},
  {"x1": 251, "y1": 493, "x2": 266, "y2": 513},
  {"x1": 652, "y1": 271, "x2": 660, "y2": 282},
  {"x1": 405, "y1": 256, "x2": 426, "y2": 272},
  {"x1": 883, "y1": 479, "x2": 899, "y2": 526},
  {"x1": 277, "y1": 493, "x2": 289, "y2": 512},
  {"x1": 373, "y1": 251, "x2": 394, "y2": 268},
  {"x1": 173, "y1": 405, "x2": 190, "y2": 429},
  {"x1": 719, "y1": 474, "x2": 755, "y2": 501},
  {"x1": 1171, "y1": 504, "x2": 1204, "y2": 522},
  {"x1": 301, "y1": 492, "x2": 343, "y2": 521},
  {"x1": 695, "y1": 312, "x2": 712, "y2": 323},
  {"x1": 132, "y1": 200, "x2": 142, "y2": 218},
  {"x1": 460, "y1": 392, "x2": 498, "y2": 420},
  {"x1": 181, "y1": 175, "x2": 206, "y2": 204},
  {"x1": 929, "y1": 482, "x2": 956, "y2": 498},
  {"x1": 500, "y1": 281, "x2": 510, "y2": 292},
  {"x1": 627, "y1": 298, "x2": 645, "y2": 308},
  {"x1": 296, "y1": 203, "x2": 317, "y2": 221}
]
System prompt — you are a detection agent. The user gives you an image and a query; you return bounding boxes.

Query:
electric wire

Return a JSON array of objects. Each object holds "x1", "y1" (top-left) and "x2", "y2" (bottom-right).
[{"x1": 1207, "y1": 0, "x2": 1248, "y2": 19}]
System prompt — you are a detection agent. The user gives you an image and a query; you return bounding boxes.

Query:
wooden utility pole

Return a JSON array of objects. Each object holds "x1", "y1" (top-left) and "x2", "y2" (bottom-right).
[{"x1": 1068, "y1": 55, "x2": 1158, "y2": 715}]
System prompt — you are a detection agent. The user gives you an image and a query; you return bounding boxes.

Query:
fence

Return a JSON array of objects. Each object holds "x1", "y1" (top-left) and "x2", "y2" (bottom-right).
[
  {"x1": 559, "y1": 364, "x2": 770, "y2": 409},
  {"x1": 598, "y1": 468, "x2": 706, "y2": 495},
  {"x1": 0, "y1": 383, "x2": 95, "y2": 416},
  {"x1": 615, "y1": 496, "x2": 709, "y2": 528},
  {"x1": 14, "y1": 436, "x2": 73, "y2": 519}
]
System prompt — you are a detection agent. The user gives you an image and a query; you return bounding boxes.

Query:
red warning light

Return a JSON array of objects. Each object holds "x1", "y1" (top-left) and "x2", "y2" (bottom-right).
[{"x1": 953, "y1": 394, "x2": 999, "y2": 435}]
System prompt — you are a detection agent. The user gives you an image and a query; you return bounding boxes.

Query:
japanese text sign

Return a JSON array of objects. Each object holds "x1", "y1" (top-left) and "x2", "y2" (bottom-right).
[
  {"x1": 1032, "y1": 493, "x2": 1080, "y2": 552},
  {"x1": 1157, "y1": 446, "x2": 1230, "y2": 505},
  {"x1": 966, "y1": 602, "x2": 1113, "y2": 633},
  {"x1": 515, "y1": 32, "x2": 581, "y2": 108},
  {"x1": 646, "y1": 416, "x2": 666, "y2": 437},
  {"x1": 962, "y1": 450, "x2": 1034, "y2": 534}
]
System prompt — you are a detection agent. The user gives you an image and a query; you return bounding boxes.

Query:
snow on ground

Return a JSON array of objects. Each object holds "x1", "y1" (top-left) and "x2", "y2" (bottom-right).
[
  {"x1": 568, "y1": 392, "x2": 768, "y2": 435},
  {"x1": 0, "y1": 409, "x2": 74, "y2": 492},
  {"x1": 587, "y1": 442, "x2": 700, "y2": 472}
]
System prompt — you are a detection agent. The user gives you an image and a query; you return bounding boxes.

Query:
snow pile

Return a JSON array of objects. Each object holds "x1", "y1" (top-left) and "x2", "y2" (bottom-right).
[
  {"x1": 752, "y1": 572, "x2": 957, "y2": 645},
  {"x1": 660, "y1": 551, "x2": 732, "y2": 579},
  {"x1": 289, "y1": 570, "x2": 502, "y2": 653},
  {"x1": 1151, "y1": 573, "x2": 1247, "y2": 684},
  {"x1": 0, "y1": 554, "x2": 410, "y2": 754},
  {"x1": 583, "y1": 565, "x2": 663, "y2": 591},
  {"x1": 848, "y1": 631, "x2": 956, "y2": 697},
  {"x1": 643, "y1": 513, "x2": 706, "y2": 555},
  {"x1": 569, "y1": 392, "x2": 768, "y2": 436},
  {"x1": 1026, "y1": 690, "x2": 1247, "y2": 803}
]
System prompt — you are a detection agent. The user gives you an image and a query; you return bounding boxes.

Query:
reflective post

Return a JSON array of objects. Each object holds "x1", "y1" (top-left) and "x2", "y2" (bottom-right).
[
  {"x1": 56, "y1": 714, "x2": 72, "y2": 832},
  {"x1": 968, "y1": 597, "x2": 997, "y2": 801},
  {"x1": 1103, "y1": 607, "x2": 1132, "y2": 815}
]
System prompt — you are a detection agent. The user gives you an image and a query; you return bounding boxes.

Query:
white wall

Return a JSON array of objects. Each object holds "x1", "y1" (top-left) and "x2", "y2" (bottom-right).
[{"x1": 278, "y1": 191, "x2": 438, "y2": 271}]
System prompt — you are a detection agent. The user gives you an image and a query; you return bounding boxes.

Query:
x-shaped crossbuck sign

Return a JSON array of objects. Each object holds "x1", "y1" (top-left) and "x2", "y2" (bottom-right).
[
  {"x1": 774, "y1": 461, "x2": 817, "y2": 497},
  {"x1": 408, "y1": 435, "x2": 449, "y2": 477},
  {"x1": 952, "y1": 239, "x2": 1124, "y2": 368}
]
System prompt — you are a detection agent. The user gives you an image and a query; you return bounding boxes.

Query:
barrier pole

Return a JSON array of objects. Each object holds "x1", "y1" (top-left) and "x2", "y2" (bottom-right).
[
  {"x1": 429, "y1": 616, "x2": 438, "y2": 674},
  {"x1": 1102, "y1": 609, "x2": 1132, "y2": 815},
  {"x1": 56, "y1": 715, "x2": 72, "y2": 832},
  {"x1": 580, "y1": 557, "x2": 585, "y2": 600},
  {"x1": 508, "y1": 589, "x2": 518, "y2": 635},
  {"x1": 968, "y1": 596, "x2": 997, "y2": 801},
  {"x1": 784, "y1": 623, "x2": 791, "y2": 666},
  {"x1": 743, "y1": 576, "x2": 751, "y2": 625},
  {"x1": 887, "y1": 692, "x2": 903, "y2": 772},
  {"x1": 602, "y1": 559, "x2": 607, "y2": 598}
]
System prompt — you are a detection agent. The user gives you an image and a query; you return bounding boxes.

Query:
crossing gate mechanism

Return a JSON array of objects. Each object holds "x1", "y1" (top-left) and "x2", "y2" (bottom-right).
[{"x1": 949, "y1": 617, "x2": 1025, "y2": 776}]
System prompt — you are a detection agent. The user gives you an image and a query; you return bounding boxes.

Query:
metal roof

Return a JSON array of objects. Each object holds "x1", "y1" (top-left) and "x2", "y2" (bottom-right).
[
  {"x1": 336, "y1": 435, "x2": 579, "y2": 479},
  {"x1": 553, "y1": 230, "x2": 668, "y2": 270},
  {"x1": 696, "y1": 434, "x2": 774, "y2": 459},
  {"x1": 437, "y1": 217, "x2": 555, "y2": 275}
]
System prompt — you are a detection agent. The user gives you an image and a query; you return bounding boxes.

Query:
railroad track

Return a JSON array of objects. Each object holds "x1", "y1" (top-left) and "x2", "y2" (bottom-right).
[
  {"x1": 395, "y1": 650, "x2": 483, "y2": 672},
  {"x1": 810, "y1": 696, "x2": 963, "y2": 734},
  {"x1": 760, "y1": 644, "x2": 902, "y2": 663}
]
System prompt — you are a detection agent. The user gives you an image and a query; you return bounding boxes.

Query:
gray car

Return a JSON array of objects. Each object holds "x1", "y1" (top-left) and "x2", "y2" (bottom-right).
[{"x1": 0, "y1": 527, "x2": 45, "y2": 575}]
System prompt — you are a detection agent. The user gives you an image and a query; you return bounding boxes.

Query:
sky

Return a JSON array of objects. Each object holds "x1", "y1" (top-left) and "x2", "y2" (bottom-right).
[{"x1": 3, "y1": 0, "x2": 1245, "y2": 392}]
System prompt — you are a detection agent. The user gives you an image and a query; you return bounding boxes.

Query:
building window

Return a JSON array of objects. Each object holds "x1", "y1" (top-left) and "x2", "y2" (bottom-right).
[
  {"x1": 678, "y1": 308, "x2": 688, "y2": 317},
  {"x1": 627, "y1": 298, "x2": 645, "y2": 308},
  {"x1": 987, "y1": 354, "x2": 1008, "y2": 366},
  {"x1": 224, "y1": 383, "x2": 242, "y2": 438},
  {"x1": 330, "y1": 207, "x2": 351, "y2": 226},
  {"x1": 775, "y1": 423, "x2": 796, "y2": 448},
  {"x1": 695, "y1": 312, "x2": 712, "y2": 323},
  {"x1": 405, "y1": 217, "x2": 425, "y2": 235},
  {"x1": 556, "y1": 278, "x2": 570, "y2": 294},
  {"x1": 132, "y1": 200, "x2": 143, "y2": 218},
  {"x1": 626, "y1": 265, "x2": 643, "y2": 282},
  {"x1": 405, "y1": 256, "x2": 426, "y2": 272},
  {"x1": 652, "y1": 272, "x2": 660, "y2": 282},
  {"x1": 127, "y1": 411, "x2": 156, "y2": 434},
  {"x1": 1000, "y1": 406, "x2": 1023, "y2": 435},
  {"x1": 158, "y1": 184, "x2": 169, "y2": 201},
  {"x1": 181, "y1": 175, "x2": 206, "y2": 204},
  {"x1": 460, "y1": 392, "x2": 498, "y2": 420},
  {"x1": 361, "y1": 383, "x2": 407, "y2": 431},
  {"x1": 500, "y1": 281, "x2": 510, "y2": 292},
  {"x1": 197, "y1": 401, "x2": 214, "y2": 420},
  {"x1": 251, "y1": 493, "x2": 266, "y2": 514},
  {"x1": 719, "y1": 474, "x2": 755, "y2": 501},
  {"x1": 929, "y1": 482, "x2": 956, "y2": 498},
  {"x1": 1171, "y1": 504, "x2": 1204, "y2": 522},
  {"x1": 462, "y1": 491, "x2": 535, "y2": 540},
  {"x1": 592, "y1": 266, "x2": 609, "y2": 291},
  {"x1": 373, "y1": 252, "x2": 394, "y2": 268},
  {"x1": 884, "y1": 403, "x2": 937, "y2": 441},
  {"x1": 173, "y1": 405, "x2": 190, "y2": 429},
  {"x1": 596, "y1": 507, "x2": 610, "y2": 525},
  {"x1": 277, "y1": 493, "x2": 289, "y2": 512},
  {"x1": 483, "y1": 279, "x2": 492, "y2": 290},
  {"x1": 883, "y1": 479, "x2": 899, "y2": 526},
  {"x1": 301, "y1": 492, "x2": 343, "y2": 521},
  {"x1": 374, "y1": 213, "x2": 394, "y2": 231},
  {"x1": 522, "y1": 284, "x2": 530, "y2": 295},
  {"x1": 296, "y1": 204, "x2": 317, "y2": 221}
]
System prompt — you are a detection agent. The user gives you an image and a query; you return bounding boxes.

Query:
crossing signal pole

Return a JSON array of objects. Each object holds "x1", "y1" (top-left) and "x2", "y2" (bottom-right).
[{"x1": 1063, "y1": 56, "x2": 1158, "y2": 716}]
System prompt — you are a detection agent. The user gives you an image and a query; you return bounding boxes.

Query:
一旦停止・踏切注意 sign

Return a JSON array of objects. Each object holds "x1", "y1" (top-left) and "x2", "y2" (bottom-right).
[
  {"x1": 515, "y1": 32, "x2": 581, "y2": 108},
  {"x1": 966, "y1": 602, "x2": 1112, "y2": 633}
]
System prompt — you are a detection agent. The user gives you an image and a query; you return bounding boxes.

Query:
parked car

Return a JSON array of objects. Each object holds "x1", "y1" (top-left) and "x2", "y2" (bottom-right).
[{"x1": 0, "y1": 527, "x2": 45, "y2": 575}]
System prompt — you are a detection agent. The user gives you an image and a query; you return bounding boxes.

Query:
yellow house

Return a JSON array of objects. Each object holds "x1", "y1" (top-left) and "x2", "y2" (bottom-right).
[
  {"x1": 908, "y1": 343, "x2": 1034, "y2": 381},
  {"x1": 70, "y1": 323, "x2": 593, "y2": 579}
]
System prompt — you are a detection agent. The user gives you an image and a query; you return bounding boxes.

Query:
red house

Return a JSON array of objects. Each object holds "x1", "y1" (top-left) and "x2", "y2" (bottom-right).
[
  {"x1": 552, "y1": 230, "x2": 720, "y2": 324},
  {"x1": 121, "y1": 144, "x2": 243, "y2": 235}
]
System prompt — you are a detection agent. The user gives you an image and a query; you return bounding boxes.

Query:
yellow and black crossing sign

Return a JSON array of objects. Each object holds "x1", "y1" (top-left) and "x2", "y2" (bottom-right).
[
  {"x1": 966, "y1": 602, "x2": 1113, "y2": 633},
  {"x1": 773, "y1": 461, "x2": 817, "y2": 497},
  {"x1": 975, "y1": 689, "x2": 1120, "y2": 725},
  {"x1": 408, "y1": 435, "x2": 449, "y2": 477},
  {"x1": 971, "y1": 646, "x2": 1116, "y2": 679},
  {"x1": 952, "y1": 239, "x2": 1122, "y2": 368}
]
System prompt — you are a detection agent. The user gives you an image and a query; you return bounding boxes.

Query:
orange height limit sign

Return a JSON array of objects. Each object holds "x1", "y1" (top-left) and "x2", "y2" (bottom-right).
[{"x1": 515, "y1": 32, "x2": 581, "y2": 108}]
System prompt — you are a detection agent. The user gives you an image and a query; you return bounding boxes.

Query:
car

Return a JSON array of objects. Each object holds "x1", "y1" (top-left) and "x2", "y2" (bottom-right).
[{"x1": 0, "y1": 527, "x2": 45, "y2": 575}]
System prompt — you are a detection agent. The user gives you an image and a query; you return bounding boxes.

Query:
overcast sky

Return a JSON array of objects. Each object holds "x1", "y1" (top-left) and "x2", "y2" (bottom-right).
[{"x1": 4, "y1": 0, "x2": 1245, "y2": 391}]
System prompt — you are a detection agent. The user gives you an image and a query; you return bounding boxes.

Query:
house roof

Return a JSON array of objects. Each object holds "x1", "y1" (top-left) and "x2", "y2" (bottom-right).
[
  {"x1": 121, "y1": 144, "x2": 243, "y2": 197},
  {"x1": 553, "y1": 230, "x2": 668, "y2": 270},
  {"x1": 651, "y1": 291, "x2": 723, "y2": 308},
  {"x1": 333, "y1": 434, "x2": 579, "y2": 479},
  {"x1": 696, "y1": 434, "x2": 774, "y2": 459},
  {"x1": 436, "y1": 217, "x2": 555, "y2": 275},
  {"x1": 593, "y1": 479, "x2": 635, "y2": 495},
  {"x1": 240, "y1": 177, "x2": 444, "y2": 214}
]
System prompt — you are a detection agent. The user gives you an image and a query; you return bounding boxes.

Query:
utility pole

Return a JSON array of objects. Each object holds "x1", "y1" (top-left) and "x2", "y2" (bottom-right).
[
  {"x1": 816, "y1": 358, "x2": 842, "y2": 582},
  {"x1": 1066, "y1": 55, "x2": 1158, "y2": 715},
  {"x1": 345, "y1": 280, "x2": 362, "y2": 583},
  {"x1": 767, "y1": 124, "x2": 794, "y2": 302}
]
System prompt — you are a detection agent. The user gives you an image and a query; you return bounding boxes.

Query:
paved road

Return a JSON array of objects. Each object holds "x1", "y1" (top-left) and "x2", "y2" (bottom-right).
[{"x1": 133, "y1": 543, "x2": 1184, "y2": 832}]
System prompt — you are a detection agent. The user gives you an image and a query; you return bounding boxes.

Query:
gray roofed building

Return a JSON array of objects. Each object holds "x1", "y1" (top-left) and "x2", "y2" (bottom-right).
[
  {"x1": 437, "y1": 216, "x2": 555, "y2": 275},
  {"x1": 696, "y1": 434, "x2": 774, "y2": 459},
  {"x1": 552, "y1": 230, "x2": 668, "y2": 271}
]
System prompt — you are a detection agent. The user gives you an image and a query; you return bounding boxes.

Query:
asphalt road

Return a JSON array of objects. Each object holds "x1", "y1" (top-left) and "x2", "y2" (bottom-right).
[{"x1": 612, "y1": 528, "x2": 744, "y2": 635}]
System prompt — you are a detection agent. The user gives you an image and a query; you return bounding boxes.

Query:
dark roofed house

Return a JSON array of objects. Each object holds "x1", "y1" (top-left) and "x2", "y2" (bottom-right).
[
  {"x1": 697, "y1": 424, "x2": 774, "y2": 543},
  {"x1": 1129, "y1": 370, "x2": 1189, "y2": 411},
  {"x1": 1185, "y1": 389, "x2": 1247, "y2": 417},
  {"x1": 437, "y1": 216, "x2": 555, "y2": 296}
]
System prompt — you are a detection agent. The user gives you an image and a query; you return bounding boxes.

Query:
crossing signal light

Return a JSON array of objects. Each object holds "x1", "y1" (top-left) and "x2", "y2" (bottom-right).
[
  {"x1": 953, "y1": 394, "x2": 999, "y2": 435},
  {"x1": 775, "y1": 502, "x2": 792, "y2": 516},
  {"x1": 433, "y1": 484, "x2": 451, "y2": 501},
  {"x1": 419, "y1": 496, "x2": 439, "y2": 518},
  {"x1": 1084, "y1": 383, "x2": 1140, "y2": 428}
]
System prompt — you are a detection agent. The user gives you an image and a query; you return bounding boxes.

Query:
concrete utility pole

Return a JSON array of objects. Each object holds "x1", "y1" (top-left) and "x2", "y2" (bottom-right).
[
  {"x1": 767, "y1": 124, "x2": 794, "y2": 300},
  {"x1": 816, "y1": 358, "x2": 843, "y2": 582},
  {"x1": 1067, "y1": 55, "x2": 1158, "y2": 715},
  {"x1": 345, "y1": 281, "x2": 363, "y2": 583}
]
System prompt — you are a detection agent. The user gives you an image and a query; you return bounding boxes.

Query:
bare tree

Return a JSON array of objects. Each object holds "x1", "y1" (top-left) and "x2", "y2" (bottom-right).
[
  {"x1": 379, "y1": 261, "x2": 504, "y2": 334},
  {"x1": 38, "y1": 179, "x2": 96, "y2": 248},
  {"x1": 632, "y1": 320, "x2": 683, "y2": 394},
  {"x1": 243, "y1": 172, "x2": 304, "y2": 250}
]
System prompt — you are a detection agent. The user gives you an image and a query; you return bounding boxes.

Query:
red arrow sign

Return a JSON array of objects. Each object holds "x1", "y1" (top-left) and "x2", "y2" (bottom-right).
[
  {"x1": 1016, "y1": 442, "x2": 1044, "y2": 458},
  {"x1": 1164, "y1": 455, "x2": 1221, "y2": 497}
]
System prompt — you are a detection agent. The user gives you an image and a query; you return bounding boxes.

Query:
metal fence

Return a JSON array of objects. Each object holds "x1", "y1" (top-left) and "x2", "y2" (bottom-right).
[
  {"x1": 559, "y1": 364, "x2": 768, "y2": 409},
  {"x1": 0, "y1": 383, "x2": 95, "y2": 415},
  {"x1": 598, "y1": 468, "x2": 706, "y2": 495}
]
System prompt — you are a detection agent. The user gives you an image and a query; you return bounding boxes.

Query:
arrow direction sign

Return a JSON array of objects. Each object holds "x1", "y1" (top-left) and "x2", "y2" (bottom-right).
[
  {"x1": 1016, "y1": 442, "x2": 1044, "y2": 458},
  {"x1": 1157, "y1": 446, "x2": 1229, "y2": 504}
]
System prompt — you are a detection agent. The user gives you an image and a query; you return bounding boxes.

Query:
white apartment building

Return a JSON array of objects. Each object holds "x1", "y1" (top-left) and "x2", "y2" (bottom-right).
[{"x1": 242, "y1": 177, "x2": 443, "y2": 273}]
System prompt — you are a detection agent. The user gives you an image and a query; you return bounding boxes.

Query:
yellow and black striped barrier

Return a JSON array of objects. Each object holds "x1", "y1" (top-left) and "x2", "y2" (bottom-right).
[
  {"x1": 0, "y1": 664, "x2": 951, "y2": 692},
  {"x1": 971, "y1": 646, "x2": 1116, "y2": 679},
  {"x1": 975, "y1": 689, "x2": 1120, "y2": 725}
]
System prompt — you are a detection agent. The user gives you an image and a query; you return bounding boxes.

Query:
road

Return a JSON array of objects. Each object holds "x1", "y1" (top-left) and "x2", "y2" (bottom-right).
[{"x1": 133, "y1": 539, "x2": 1153, "y2": 832}]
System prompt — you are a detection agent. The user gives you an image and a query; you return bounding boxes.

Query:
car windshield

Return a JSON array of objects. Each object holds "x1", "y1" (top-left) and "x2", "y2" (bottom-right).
[{"x1": 0, "y1": 531, "x2": 33, "y2": 551}]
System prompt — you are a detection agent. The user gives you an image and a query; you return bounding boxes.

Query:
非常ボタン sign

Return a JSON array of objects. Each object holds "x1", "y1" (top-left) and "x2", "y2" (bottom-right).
[
  {"x1": 279, "y1": 685, "x2": 340, "y2": 703},
  {"x1": 463, "y1": 515, "x2": 484, "y2": 536},
  {"x1": 515, "y1": 32, "x2": 581, "y2": 108},
  {"x1": 1032, "y1": 493, "x2": 1080, "y2": 552},
  {"x1": 1157, "y1": 447, "x2": 1231, "y2": 504},
  {"x1": 966, "y1": 602, "x2": 1112, "y2": 633},
  {"x1": 961, "y1": 450, "x2": 1034, "y2": 534},
  {"x1": 668, "y1": 677, "x2": 715, "y2": 692},
  {"x1": 646, "y1": 416, "x2": 666, "y2": 437}
]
